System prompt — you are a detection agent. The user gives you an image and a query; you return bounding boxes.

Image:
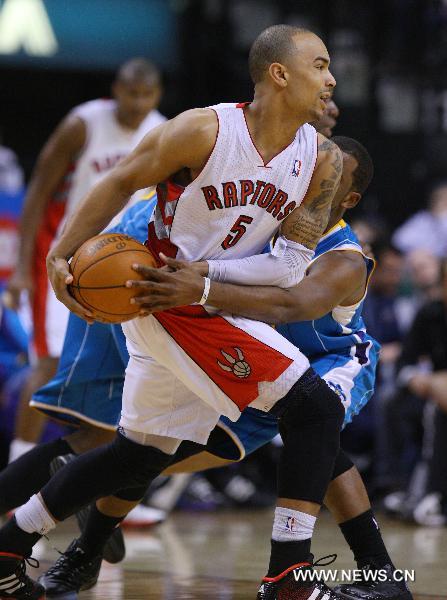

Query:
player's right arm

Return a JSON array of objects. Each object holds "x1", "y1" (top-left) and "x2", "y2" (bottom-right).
[
  {"x1": 4, "y1": 115, "x2": 86, "y2": 309},
  {"x1": 47, "y1": 109, "x2": 218, "y2": 319}
]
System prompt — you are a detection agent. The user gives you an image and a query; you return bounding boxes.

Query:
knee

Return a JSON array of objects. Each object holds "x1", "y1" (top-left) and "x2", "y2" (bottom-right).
[
  {"x1": 279, "y1": 375, "x2": 345, "y2": 435},
  {"x1": 65, "y1": 426, "x2": 115, "y2": 454},
  {"x1": 109, "y1": 431, "x2": 173, "y2": 487}
]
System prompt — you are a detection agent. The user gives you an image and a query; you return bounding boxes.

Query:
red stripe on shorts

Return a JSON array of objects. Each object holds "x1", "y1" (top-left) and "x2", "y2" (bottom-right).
[
  {"x1": 32, "y1": 201, "x2": 66, "y2": 358},
  {"x1": 154, "y1": 305, "x2": 293, "y2": 410}
]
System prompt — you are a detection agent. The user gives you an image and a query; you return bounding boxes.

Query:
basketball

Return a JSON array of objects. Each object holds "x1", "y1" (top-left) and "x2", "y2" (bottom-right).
[{"x1": 69, "y1": 233, "x2": 157, "y2": 323}]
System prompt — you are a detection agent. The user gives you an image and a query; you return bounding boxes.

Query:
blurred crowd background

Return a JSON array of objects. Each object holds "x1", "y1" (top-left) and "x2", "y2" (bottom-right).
[{"x1": 1, "y1": 0, "x2": 447, "y2": 527}]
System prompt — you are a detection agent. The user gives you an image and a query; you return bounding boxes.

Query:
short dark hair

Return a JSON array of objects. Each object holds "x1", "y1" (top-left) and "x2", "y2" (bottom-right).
[
  {"x1": 331, "y1": 135, "x2": 374, "y2": 194},
  {"x1": 116, "y1": 57, "x2": 160, "y2": 85},
  {"x1": 248, "y1": 24, "x2": 311, "y2": 84}
]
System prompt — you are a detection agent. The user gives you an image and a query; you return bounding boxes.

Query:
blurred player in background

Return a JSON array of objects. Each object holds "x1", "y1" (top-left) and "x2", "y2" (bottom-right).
[{"x1": 3, "y1": 58, "x2": 165, "y2": 462}]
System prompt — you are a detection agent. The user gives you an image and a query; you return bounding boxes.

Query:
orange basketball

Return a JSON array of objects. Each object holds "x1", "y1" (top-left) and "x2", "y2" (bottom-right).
[{"x1": 69, "y1": 233, "x2": 157, "y2": 323}]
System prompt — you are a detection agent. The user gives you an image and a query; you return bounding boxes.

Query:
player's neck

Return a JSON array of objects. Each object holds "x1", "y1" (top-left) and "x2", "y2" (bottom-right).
[
  {"x1": 245, "y1": 95, "x2": 307, "y2": 163},
  {"x1": 325, "y1": 208, "x2": 345, "y2": 233},
  {"x1": 115, "y1": 108, "x2": 141, "y2": 131}
]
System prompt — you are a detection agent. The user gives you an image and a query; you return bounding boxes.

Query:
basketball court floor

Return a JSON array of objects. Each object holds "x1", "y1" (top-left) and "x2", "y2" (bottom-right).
[{"x1": 32, "y1": 508, "x2": 447, "y2": 599}]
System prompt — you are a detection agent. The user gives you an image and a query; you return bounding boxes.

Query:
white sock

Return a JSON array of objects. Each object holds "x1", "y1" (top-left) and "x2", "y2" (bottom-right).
[
  {"x1": 15, "y1": 494, "x2": 56, "y2": 535},
  {"x1": 8, "y1": 439, "x2": 35, "y2": 463},
  {"x1": 272, "y1": 507, "x2": 316, "y2": 542}
]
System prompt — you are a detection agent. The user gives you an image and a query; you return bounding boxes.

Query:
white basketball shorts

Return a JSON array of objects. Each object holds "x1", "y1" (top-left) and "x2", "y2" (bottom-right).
[{"x1": 120, "y1": 305, "x2": 310, "y2": 444}]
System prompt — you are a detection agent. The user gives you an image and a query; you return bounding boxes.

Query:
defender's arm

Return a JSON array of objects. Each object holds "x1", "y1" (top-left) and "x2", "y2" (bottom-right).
[{"x1": 130, "y1": 249, "x2": 366, "y2": 324}]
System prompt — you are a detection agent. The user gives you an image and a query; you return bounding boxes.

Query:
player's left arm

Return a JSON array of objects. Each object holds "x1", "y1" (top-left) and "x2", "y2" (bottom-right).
[
  {"x1": 203, "y1": 135, "x2": 342, "y2": 288},
  {"x1": 130, "y1": 250, "x2": 366, "y2": 324}
]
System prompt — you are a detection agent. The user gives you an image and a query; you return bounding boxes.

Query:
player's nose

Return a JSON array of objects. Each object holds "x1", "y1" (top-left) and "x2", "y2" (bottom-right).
[{"x1": 326, "y1": 70, "x2": 336, "y2": 89}]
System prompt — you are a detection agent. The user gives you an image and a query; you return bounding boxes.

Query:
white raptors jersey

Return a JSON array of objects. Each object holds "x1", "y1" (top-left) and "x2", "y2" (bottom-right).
[
  {"x1": 59, "y1": 99, "x2": 166, "y2": 233},
  {"x1": 148, "y1": 102, "x2": 317, "y2": 263}
]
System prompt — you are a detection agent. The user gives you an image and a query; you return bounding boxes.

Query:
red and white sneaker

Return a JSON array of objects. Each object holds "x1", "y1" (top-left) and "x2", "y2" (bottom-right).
[
  {"x1": 122, "y1": 505, "x2": 166, "y2": 529},
  {"x1": 257, "y1": 558, "x2": 344, "y2": 600}
]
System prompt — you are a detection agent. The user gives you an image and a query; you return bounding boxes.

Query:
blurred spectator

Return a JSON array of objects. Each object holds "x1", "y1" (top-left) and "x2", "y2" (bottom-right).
[
  {"x1": 363, "y1": 244, "x2": 405, "y2": 352},
  {"x1": 397, "y1": 249, "x2": 442, "y2": 332},
  {"x1": 391, "y1": 259, "x2": 447, "y2": 526},
  {"x1": 0, "y1": 146, "x2": 24, "y2": 196},
  {"x1": 0, "y1": 144, "x2": 28, "y2": 467},
  {"x1": 405, "y1": 248, "x2": 442, "y2": 303},
  {"x1": 350, "y1": 214, "x2": 389, "y2": 248},
  {"x1": 0, "y1": 146, "x2": 25, "y2": 287},
  {"x1": 392, "y1": 181, "x2": 447, "y2": 257},
  {"x1": 360, "y1": 245, "x2": 406, "y2": 493}
]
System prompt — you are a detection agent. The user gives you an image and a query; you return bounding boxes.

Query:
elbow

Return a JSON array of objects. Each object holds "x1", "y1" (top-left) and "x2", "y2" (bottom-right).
[{"x1": 271, "y1": 299, "x2": 305, "y2": 325}]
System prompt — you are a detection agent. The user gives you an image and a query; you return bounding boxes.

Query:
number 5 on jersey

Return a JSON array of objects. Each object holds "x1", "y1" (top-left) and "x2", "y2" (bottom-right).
[{"x1": 221, "y1": 215, "x2": 254, "y2": 250}]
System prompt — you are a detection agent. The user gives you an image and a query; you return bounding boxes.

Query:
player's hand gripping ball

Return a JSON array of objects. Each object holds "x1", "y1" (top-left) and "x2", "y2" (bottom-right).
[{"x1": 69, "y1": 233, "x2": 157, "y2": 323}]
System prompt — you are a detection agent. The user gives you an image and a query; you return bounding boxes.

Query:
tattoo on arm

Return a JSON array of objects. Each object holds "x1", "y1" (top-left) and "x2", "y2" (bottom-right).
[{"x1": 281, "y1": 140, "x2": 343, "y2": 249}]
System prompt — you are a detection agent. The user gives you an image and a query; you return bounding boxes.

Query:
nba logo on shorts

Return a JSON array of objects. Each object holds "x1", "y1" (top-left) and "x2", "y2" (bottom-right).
[
  {"x1": 286, "y1": 516, "x2": 297, "y2": 532},
  {"x1": 327, "y1": 381, "x2": 348, "y2": 406},
  {"x1": 292, "y1": 159, "x2": 302, "y2": 177}
]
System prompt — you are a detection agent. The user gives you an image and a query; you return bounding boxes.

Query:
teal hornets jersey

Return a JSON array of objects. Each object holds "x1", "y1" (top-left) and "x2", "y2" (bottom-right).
[{"x1": 277, "y1": 220, "x2": 376, "y2": 358}]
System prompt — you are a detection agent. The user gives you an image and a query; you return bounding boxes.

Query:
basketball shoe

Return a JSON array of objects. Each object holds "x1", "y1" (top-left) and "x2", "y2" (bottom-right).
[
  {"x1": 0, "y1": 553, "x2": 45, "y2": 599},
  {"x1": 334, "y1": 563, "x2": 413, "y2": 600},
  {"x1": 257, "y1": 557, "x2": 345, "y2": 599},
  {"x1": 37, "y1": 539, "x2": 101, "y2": 596},
  {"x1": 49, "y1": 454, "x2": 125, "y2": 564}
]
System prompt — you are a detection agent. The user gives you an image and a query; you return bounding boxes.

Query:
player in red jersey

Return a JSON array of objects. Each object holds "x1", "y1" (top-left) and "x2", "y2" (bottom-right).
[{"x1": 0, "y1": 26, "x2": 347, "y2": 600}]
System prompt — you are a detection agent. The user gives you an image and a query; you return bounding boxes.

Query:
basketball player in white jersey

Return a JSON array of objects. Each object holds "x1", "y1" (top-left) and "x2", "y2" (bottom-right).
[
  {"x1": 0, "y1": 26, "x2": 347, "y2": 600},
  {"x1": 3, "y1": 58, "x2": 165, "y2": 463}
]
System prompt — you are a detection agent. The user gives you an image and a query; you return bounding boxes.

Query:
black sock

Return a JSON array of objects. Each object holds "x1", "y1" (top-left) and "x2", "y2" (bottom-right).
[
  {"x1": 0, "y1": 517, "x2": 41, "y2": 560},
  {"x1": 78, "y1": 505, "x2": 124, "y2": 558},
  {"x1": 267, "y1": 539, "x2": 311, "y2": 577},
  {"x1": 0, "y1": 438, "x2": 72, "y2": 514},
  {"x1": 339, "y1": 509, "x2": 393, "y2": 569}
]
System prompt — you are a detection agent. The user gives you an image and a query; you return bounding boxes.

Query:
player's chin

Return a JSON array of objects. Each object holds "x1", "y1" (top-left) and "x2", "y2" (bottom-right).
[{"x1": 309, "y1": 106, "x2": 324, "y2": 123}]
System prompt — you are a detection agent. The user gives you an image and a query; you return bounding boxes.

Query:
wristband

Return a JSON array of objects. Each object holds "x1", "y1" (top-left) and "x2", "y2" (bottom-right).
[{"x1": 198, "y1": 277, "x2": 211, "y2": 305}]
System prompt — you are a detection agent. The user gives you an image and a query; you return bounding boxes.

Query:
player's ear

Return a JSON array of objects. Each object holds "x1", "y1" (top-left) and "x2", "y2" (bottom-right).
[
  {"x1": 269, "y1": 63, "x2": 288, "y2": 88},
  {"x1": 342, "y1": 191, "x2": 361, "y2": 210}
]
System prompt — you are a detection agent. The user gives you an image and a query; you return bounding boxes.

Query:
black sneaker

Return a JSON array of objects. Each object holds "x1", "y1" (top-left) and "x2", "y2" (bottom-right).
[
  {"x1": 334, "y1": 564, "x2": 413, "y2": 600},
  {"x1": 49, "y1": 454, "x2": 125, "y2": 564},
  {"x1": 0, "y1": 552, "x2": 45, "y2": 599},
  {"x1": 257, "y1": 559, "x2": 344, "y2": 599},
  {"x1": 38, "y1": 539, "x2": 101, "y2": 596}
]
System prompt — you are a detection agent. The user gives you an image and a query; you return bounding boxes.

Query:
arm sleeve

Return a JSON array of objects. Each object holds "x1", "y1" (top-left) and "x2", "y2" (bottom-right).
[{"x1": 207, "y1": 236, "x2": 314, "y2": 288}]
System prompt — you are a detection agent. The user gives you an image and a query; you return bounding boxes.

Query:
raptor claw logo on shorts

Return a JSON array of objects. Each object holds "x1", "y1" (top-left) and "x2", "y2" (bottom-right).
[{"x1": 217, "y1": 347, "x2": 251, "y2": 378}]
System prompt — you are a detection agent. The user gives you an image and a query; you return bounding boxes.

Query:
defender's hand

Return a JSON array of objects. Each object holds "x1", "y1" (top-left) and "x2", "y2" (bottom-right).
[
  {"x1": 46, "y1": 254, "x2": 94, "y2": 323},
  {"x1": 127, "y1": 255, "x2": 207, "y2": 313}
]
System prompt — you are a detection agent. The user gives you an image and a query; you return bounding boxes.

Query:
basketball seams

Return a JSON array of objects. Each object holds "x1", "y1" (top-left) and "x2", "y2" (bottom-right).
[
  {"x1": 76, "y1": 286, "x2": 137, "y2": 319},
  {"x1": 76, "y1": 248, "x2": 152, "y2": 285}
]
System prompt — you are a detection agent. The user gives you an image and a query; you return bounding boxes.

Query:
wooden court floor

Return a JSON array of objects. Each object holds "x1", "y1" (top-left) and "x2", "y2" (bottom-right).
[{"x1": 33, "y1": 509, "x2": 447, "y2": 599}]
